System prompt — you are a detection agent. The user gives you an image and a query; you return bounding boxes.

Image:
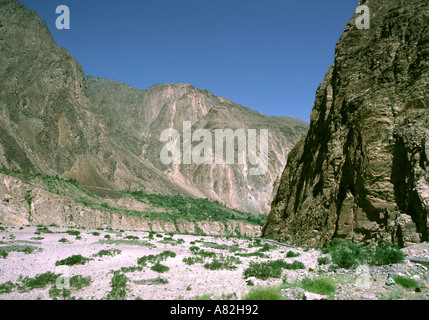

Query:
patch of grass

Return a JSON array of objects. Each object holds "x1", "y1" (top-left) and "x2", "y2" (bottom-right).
[
  {"x1": 202, "y1": 242, "x2": 242, "y2": 252},
  {"x1": 120, "y1": 266, "x2": 144, "y2": 273},
  {"x1": 393, "y1": 276, "x2": 419, "y2": 289},
  {"x1": 134, "y1": 277, "x2": 169, "y2": 285},
  {"x1": 300, "y1": 277, "x2": 336, "y2": 295},
  {"x1": 243, "y1": 286, "x2": 283, "y2": 300},
  {"x1": 93, "y1": 249, "x2": 122, "y2": 257},
  {"x1": 0, "y1": 245, "x2": 38, "y2": 255},
  {"x1": 55, "y1": 255, "x2": 91, "y2": 266},
  {"x1": 98, "y1": 239, "x2": 155, "y2": 247},
  {"x1": 235, "y1": 252, "x2": 268, "y2": 258}
]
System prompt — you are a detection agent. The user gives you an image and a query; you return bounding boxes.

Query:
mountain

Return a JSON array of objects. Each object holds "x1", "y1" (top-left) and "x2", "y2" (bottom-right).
[
  {"x1": 0, "y1": 0, "x2": 308, "y2": 216},
  {"x1": 262, "y1": 0, "x2": 429, "y2": 247}
]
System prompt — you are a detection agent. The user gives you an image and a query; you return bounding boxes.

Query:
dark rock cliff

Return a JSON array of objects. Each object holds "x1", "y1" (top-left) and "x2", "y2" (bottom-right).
[{"x1": 262, "y1": 0, "x2": 429, "y2": 247}]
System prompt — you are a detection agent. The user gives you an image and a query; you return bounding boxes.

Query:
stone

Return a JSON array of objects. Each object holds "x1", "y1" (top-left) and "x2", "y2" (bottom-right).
[
  {"x1": 281, "y1": 287, "x2": 327, "y2": 301},
  {"x1": 412, "y1": 275, "x2": 421, "y2": 283},
  {"x1": 385, "y1": 274, "x2": 395, "y2": 286}
]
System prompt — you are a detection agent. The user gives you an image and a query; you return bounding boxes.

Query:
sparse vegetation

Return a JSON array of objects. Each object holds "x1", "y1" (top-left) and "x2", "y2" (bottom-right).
[
  {"x1": 106, "y1": 271, "x2": 128, "y2": 300},
  {"x1": 243, "y1": 259, "x2": 305, "y2": 280},
  {"x1": 125, "y1": 190, "x2": 266, "y2": 226},
  {"x1": 93, "y1": 249, "x2": 121, "y2": 257},
  {"x1": 203, "y1": 255, "x2": 242, "y2": 271}
]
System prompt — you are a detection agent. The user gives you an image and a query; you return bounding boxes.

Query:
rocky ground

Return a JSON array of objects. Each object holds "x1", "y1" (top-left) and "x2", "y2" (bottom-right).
[{"x1": 0, "y1": 224, "x2": 428, "y2": 300}]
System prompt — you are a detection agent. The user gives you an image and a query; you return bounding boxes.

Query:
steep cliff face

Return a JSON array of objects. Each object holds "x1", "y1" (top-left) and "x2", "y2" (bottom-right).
[
  {"x1": 0, "y1": 0, "x2": 308, "y2": 215},
  {"x1": 263, "y1": 0, "x2": 429, "y2": 247}
]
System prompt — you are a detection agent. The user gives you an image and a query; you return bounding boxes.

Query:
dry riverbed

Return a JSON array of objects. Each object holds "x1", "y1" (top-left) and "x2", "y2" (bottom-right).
[{"x1": 0, "y1": 224, "x2": 428, "y2": 300}]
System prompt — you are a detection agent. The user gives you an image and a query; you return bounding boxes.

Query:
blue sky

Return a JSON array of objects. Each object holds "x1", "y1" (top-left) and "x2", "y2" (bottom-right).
[{"x1": 18, "y1": 0, "x2": 359, "y2": 122}]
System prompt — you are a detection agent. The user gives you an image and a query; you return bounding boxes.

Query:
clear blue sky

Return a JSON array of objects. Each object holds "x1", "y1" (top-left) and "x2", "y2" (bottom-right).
[{"x1": 18, "y1": 0, "x2": 359, "y2": 122}]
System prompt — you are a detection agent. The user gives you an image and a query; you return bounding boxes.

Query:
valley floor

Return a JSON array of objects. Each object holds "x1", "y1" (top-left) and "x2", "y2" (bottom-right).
[{"x1": 0, "y1": 225, "x2": 428, "y2": 300}]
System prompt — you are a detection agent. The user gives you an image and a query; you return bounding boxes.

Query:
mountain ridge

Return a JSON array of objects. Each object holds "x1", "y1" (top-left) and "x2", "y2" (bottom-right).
[{"x1": 0, "y1": 0, "x2": 308, "y2": 216}]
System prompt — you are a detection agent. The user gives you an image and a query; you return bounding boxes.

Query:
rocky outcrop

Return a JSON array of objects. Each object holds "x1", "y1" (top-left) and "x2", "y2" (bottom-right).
[
  {"x1": 263, "y1": 0, "x2": 429, "y2": 247},
  {"x1": 0, "y1": 0, "x2": 308, "y2": 215}
]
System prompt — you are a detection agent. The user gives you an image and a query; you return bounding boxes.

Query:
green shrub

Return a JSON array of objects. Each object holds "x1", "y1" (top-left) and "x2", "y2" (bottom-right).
[
  {"x1": 244, "y1": 261, "x2": 283, "y2": 280},
  {"x1": 317, "y1": 257, "x2": 331, "y2": 265},
  {"x1": 151, "y1": 262, "x2": 169, "y2": 273},
  {"x1": 243, "y1": 286, "x2": 283, "y2": 300},
  {"x1": 65, "y1": 230, "x2": 80, "y2": 236},
  {"x1": 286, "y1": 251, "x2": 300, "y2": 258},
  {"x1": 372, "y1": 243, "x2": 404, "y2": 266},
  {"x1": 55, "y1": 255, "x2": 91, "y2": 266},
  {"x1": 322, "y1": 239, "x2": 369, "y2": 269}
]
